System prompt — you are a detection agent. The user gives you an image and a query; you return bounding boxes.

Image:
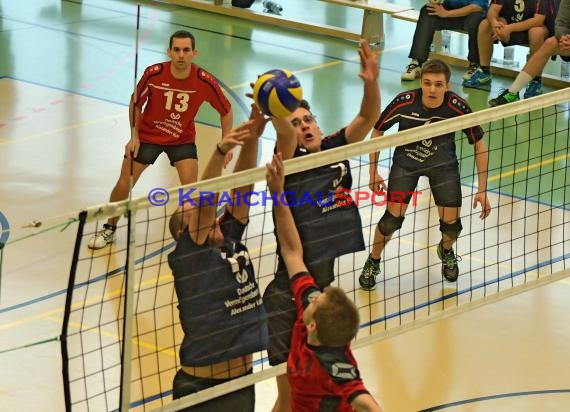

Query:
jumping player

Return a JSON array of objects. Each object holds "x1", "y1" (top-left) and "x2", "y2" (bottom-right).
[
  {"x1": 263, "y1": 39, "x2": 380, "y2": 411},
  {"x1": 266, "y1": 152, "x2": 383, "y2": 412},
  {"x1": 360, "y1": 59, "x2": 492, "y2": 291},
  {"x1": 89, "y1": 30, "x2": 232, "y2": 249},
  {"x1": 167, "y1": 106, "x2": 270, "y2": 411}
]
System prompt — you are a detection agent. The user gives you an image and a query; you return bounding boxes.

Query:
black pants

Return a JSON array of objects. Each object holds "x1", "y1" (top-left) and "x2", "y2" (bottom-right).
[
  {"x1": 409, "y1": 5, "x2": 484, "y2": 64},
  {"x1": 172, "y1": 368, "x2": 254, "y2": 412}
]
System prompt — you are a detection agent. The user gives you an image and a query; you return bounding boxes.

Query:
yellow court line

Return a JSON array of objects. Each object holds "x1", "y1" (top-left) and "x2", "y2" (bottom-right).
[
  {"x1": 46, "y1": 316, "x2": 177, "y2": 357},
  {"x1": 0, "y1": 273, "x2": 174, "y2": 331},
  {"x1": 0, "y1": 111, "x2": 125, "y2": 145},
  {"x1": 228, "y1": 43, "x2": 411, "y2": 90},
  {"x1": 488, "y1": 152, "x2": 570, "y2": 183}
]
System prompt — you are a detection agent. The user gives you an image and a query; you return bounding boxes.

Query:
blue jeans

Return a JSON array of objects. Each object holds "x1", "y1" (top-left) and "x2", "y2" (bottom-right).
[{"x1": 409, "y1": 5, "x2": 484, "y2": 64}]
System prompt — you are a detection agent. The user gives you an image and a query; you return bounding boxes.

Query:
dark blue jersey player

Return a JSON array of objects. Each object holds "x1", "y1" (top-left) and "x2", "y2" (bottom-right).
[{"x1": 360, "y1": 59, "x2": 492, "y2": 291}]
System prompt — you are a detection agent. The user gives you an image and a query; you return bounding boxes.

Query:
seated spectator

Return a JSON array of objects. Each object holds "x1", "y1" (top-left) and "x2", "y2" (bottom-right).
[
  {"x1": 489, "y1": 0, "x2": 569, "y2": 105},
  {"x1": 402, "y1": 0, "x2": 488, "y2": 81},
  {"x1": 463, "y1": 0, "x2": 555, "y2": 99}
]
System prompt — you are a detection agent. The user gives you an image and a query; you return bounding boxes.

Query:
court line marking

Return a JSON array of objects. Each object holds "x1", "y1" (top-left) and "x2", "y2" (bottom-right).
[{"x1": 418, "y1": 389, "x2": 570, "y2": 411}]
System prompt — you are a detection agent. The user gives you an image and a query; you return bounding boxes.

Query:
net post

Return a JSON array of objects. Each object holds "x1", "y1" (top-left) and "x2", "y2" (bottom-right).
[{"x1": 61, "y1": 210, "x2": 87, "y2": 412}]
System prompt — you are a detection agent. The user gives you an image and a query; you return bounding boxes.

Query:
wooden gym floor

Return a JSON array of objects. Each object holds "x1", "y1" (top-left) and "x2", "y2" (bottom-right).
[{"x1": 0, "y1": 0, "x2": 569, "y2": 411}]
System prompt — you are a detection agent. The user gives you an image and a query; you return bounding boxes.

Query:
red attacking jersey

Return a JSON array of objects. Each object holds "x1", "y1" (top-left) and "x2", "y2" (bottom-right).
[
  {"x1": 133, "y1": 62, "x2": 231, "y2": 145},
  {"x1": 288, "y1": 273, "x2": 370, "y2": 412}
]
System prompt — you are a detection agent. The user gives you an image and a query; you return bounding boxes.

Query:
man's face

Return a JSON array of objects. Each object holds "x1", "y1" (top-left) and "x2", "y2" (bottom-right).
[
  {"x1": 287, "y1": 106, "x2": 323, "y2": 153},
  {"x1": 420, "y1": 72, "x2": 449, "y2": 109},
  {"x1": 167, "y1": 37, "x2": 197, "y2": 71}
]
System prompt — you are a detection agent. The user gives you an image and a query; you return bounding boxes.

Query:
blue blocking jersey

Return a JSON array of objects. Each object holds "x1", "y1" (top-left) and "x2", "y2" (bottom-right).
[
  {"x1": 374, "y1": 89, "x2": 483, "y2": 172},
  {"x1": 283, "y1": 128, "x2": 365, "y2": 263},
  {"x1": 168, "y1": 212, "x2": 267, "y2": 366}
]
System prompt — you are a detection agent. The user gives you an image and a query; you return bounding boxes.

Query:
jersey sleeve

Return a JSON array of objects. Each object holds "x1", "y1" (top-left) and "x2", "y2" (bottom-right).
[
  {"x1": 197, "y1": 68, "x2": 232, "y2": 116},
  {"x1": 534, "y1": 0, "x2": 550, "y2": 16},
  {"x1": 447, "y1": 93, "x2": 484, "y2": 144},
  {"x1": 219, "y1": 211, "x2": 246, "y2": 242},
  {"x1": 321, "y1": 128, "x2": 348, "y2": 150},
  {"x1": 290, "y1": 272, "x2": 321, "y2": 319},
  {"x1": 374, "y1": 91, "x2": 417, "y2": 132},
  {"x1": 133, "y1": 63, "x2": 166, "y2": 109}
]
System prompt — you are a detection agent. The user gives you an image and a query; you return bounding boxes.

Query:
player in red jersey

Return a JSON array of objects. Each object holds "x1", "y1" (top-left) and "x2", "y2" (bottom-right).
[
  {"x1": 89, "y1": 30, "x2": 232, "y2": 249},
  {"x1": 266, "y1": 152, "x2": 383, "y2": 412}
]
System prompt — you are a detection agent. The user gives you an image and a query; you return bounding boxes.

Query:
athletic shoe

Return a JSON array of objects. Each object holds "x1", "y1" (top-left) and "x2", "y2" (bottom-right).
[
  {"x1": 401, "y1": 63, "x2": 421, "y2": 81},
  {"x1": 462, "y1": 68, "x2": 492, "y2": 88},
  {"x1": 88, "y1": 224, "x2": 116, "y2": 249},
  {"x1": 462, "y1": 62, "x2": 479, "y2": 80},
  {"x1": 437, "y1": 241, "x2": 460, "y2": 282},
  {"x1": 523, "y1": 80, "x2": 543, "y2": 99},
  {"x1": 488, "y1": 89, "x2": 520, "y2": 107},
  {"x1": 359, "y1": 255, "x2": 381, "y2": 291}
]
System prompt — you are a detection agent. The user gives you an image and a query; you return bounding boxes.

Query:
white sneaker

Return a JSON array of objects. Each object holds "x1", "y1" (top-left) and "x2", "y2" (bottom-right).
[
  {"x1": 401, "y1": 63, "x2": 421, "y2": 81},
  {"x1": 88, "y1": 224, "x2": 116, "y2": 249}
]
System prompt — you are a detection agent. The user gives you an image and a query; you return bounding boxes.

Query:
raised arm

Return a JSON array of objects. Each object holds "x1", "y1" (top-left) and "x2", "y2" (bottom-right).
[
  {"x1": 344, "y1": 40, "x2": 380, "y2": 144},
  {"x1": 266, "y1": 153, "x2": 307, "y2": 276},
  {"x1": 226, "y1": 107, "x2": 269, "y2": 223},
  {"x1": 189, "y1": 119, "x2": 256, "y2": 245}
]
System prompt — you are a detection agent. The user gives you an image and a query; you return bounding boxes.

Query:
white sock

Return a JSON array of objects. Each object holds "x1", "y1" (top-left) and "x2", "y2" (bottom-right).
[{"x1": 509, "y1": 71, "x2": 533, "y2": 94}]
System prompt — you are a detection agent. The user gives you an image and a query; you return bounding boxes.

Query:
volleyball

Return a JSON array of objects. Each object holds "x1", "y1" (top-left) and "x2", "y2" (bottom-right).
[{"x1": 253, "y1": 69, "x2": 303, "y2": 118}]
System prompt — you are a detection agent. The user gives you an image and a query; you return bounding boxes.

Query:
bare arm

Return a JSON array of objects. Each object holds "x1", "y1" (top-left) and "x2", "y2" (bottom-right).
[
  {"x1": 344, "y1": 40, "x2": 380, "y2": 144},
  {"x1": 189, "y1": 120, "x2": 256, "y2": 245},
  {"x1": 506, "y1": 13, "x2": 546, "y2": 33},
  {"x1": 472, "y1": 138, "x2": 491, "y2": 219},
  {"x1": 266, "y1": 153, "x2": 308, "y2": 277},
  {"x1": 220, "y1": 109, "x2": 233, "y2": 138},
  {"x1": 350, "y1": 393, "x2": 383, "y2": 412},
  {"x1": 126, "y1": 95, "x2": 142, "y2": 158},
  {"x1": 227, "y1": 108, "x2": 268, "y2": 224},
  {"x1": 486, "y1": 3, "x2": 502, "y2": 26},
  {"x1": 275, "y1": 115, "x2": 297, "y2": 160},
  {"x1": 368, "y1": 129, "x2": 386, "y2": 192}
]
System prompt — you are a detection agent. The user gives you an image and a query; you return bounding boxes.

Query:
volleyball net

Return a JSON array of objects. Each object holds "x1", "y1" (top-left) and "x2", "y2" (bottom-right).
[{"x1": 61, "y1": 88, "x2": 570, "y2": 411}]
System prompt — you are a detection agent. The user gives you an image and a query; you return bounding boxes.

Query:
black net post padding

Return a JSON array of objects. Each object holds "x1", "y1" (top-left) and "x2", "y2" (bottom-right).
[{"x1": 60, "y1": 210, "x2": 87, "y2": 412}]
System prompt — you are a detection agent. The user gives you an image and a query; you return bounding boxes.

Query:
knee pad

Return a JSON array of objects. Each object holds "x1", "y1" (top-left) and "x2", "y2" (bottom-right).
[
  {"x1": 378, "y1": 211, "x2": 405, "y2": 237},
  {"x1": 439, "y1": 219, "x2": 463, "y2": 241}
]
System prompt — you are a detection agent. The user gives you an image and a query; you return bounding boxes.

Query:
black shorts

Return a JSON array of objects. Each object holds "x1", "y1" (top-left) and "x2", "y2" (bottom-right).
[
  {"x1": 128, "y1": 142, "x2": 197, "y2": 166},
  {"x1": 172, "y1": 368, "x2": 254, "y2": 412},
  {"x1": 387, "y1": 162, "x2": 462, "y2": 207},
  {"x1": 498, "y1": 31, "x2": 530, "y2": 47},
  {"x1": 263, "y1": 257, "x2": 334, "y2": 366}
]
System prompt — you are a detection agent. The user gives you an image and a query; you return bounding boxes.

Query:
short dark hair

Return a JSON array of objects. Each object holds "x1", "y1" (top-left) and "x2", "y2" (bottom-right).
[
  {"x1": 169, "y1": 30, "x2": 195, "y2": 49},
  {"x1": 314, "y1": 287, "x2": 360, "y2": 347},
  {"x1": 421, "y1": 59, "x2": 451, "y2": 83},
  {"x1": 299, "y1": 99, "x2": 311, "y2": 111}
]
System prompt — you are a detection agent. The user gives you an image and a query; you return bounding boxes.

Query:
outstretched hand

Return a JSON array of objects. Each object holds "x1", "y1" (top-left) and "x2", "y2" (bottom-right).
[
  {"x1": 266, "y1": 152, "x2": 285, "y2": 194},
  {"x1": 358, "y1": 39, "x2": 379, "y2": 83},
  {"x1": 218, "y1": 120, "x2": 256, "y2": 154},
  {"x1": 249, "y1": 103, "x2": 270, "y2": 138},
  {"x1": 473, "y1": 191, "x2": 491, "y2": 219}
]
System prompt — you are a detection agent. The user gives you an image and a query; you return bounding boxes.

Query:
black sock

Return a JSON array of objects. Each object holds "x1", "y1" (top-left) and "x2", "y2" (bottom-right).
[{"x1": 480, "y1": 66, "x2": 491, "y2": 73}]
